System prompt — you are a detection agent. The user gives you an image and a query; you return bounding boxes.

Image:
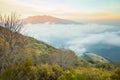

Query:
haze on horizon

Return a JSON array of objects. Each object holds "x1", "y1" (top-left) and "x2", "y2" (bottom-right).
[{"x1": 0, "y1": 0, "x2": 120, "y2": 22}]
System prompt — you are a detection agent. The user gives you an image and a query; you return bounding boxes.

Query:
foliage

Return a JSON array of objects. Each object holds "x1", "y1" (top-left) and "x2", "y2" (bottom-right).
[
  {"x1": 110, "y1": 62, "x2": 120, "y2": 80},
  {"x1": 0, "y1": 59, "x2": 63, "y2": 80},
  {"x1": 0, "y1": 59, "x2": 37, "y2": 80},
  {"x1": 37, "y1": 64, "x2": 63, "y2": 80},
  {"x1": 58, "y1": 67, "x2": 112, "y2": 80},
  {"x1": 0, "y1": 61, "x2": 117, "y2": 80}
]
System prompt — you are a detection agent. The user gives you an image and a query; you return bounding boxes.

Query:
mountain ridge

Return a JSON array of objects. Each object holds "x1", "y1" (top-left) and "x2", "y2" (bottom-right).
[
  {"x1": 81, "y1": 52, "x2": 110, "y2": 64},
  {"x1": 23, "y1": 15, "x2": 81, "y2": 24}
]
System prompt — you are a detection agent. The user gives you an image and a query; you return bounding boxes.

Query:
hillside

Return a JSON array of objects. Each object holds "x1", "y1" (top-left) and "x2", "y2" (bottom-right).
[
  {"x1": 0, "y1": 26, "x2": 56, "y2": 55},
  {"x1": 87, "y1": 44, "x2": 120, "y2": 63},
  {"x1": 81, "y1": 52, "x2": 110, "y2": 64}
]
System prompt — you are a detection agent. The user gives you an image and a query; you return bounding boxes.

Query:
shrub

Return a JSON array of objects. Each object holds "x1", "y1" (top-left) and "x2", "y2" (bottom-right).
[
  {"x1": 111, "y1": 68, "x2": 120, "y2": 80},
  {"x1": 37, "y1": 64, "x2": 63, "y2": 80},
  {"x1": 0, "y1": 59, "x2": 38, "y2": 80}
]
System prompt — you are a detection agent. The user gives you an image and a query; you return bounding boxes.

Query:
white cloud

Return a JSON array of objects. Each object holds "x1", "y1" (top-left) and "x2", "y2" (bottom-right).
[{"x1": 22, "y1": 23, "x2": 120, "y2": 54}]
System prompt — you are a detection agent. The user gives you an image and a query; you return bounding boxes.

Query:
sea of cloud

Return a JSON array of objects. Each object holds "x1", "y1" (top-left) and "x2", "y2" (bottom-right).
[{"x1": 22, "y1": 23, "x2": 120, "y2": 55}]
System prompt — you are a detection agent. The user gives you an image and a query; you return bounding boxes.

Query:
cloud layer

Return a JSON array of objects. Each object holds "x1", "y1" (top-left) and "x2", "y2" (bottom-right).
[{"x1": 22, "y1": 23, "x2": 120, "y2": 55}]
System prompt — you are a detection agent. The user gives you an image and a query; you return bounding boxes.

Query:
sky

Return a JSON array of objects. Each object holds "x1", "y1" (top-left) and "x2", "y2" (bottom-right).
[{"x1": 0, "y1": 0, "x2": 120, "y2": 21}]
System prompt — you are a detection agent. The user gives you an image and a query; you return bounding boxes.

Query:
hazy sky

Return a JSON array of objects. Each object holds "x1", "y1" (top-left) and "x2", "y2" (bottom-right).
[{"x1": 0, "y1": 0, "x2": 120, "y2": 21}]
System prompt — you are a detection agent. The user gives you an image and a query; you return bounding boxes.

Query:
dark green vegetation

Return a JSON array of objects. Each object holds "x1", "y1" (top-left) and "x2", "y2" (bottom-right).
[{"x1": 0, "y1": 14, "x2": 120, "y2": 80}]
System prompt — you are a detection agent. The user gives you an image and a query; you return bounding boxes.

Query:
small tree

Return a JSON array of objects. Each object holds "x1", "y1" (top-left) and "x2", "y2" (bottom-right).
[{"x1": 48, "y1": 47, "x2": 78, "y2": 68}]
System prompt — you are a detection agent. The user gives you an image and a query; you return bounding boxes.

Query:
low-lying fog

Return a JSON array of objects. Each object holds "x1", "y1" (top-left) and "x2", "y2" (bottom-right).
[{"x1": 22, "y1": 23, "x2": 120, "y2": 56}]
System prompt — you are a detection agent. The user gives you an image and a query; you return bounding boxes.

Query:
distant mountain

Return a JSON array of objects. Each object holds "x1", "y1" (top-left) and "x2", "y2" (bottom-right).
[
  {"x1": 23, "y1": 15, "x2": 81, "y2": 24},
  {"x1": 81, "y1": 52, "x2": 110, "y2": 64}
]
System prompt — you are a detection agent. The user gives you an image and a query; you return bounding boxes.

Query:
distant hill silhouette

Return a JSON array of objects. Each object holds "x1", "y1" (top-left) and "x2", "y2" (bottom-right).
[{"x1": 23, "y1": 15, "x2": 81, "y2": 24}]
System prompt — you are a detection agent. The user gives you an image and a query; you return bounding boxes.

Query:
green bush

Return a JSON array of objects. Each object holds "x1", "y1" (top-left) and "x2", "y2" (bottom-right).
[
  {"x1": 111, "y1": 68, "x2": 120, "y2": 80},
  {"x1": 37, "y1": 64, "x2": 63, "y2": 80},
  {"x1": 0, "y1": 60, "x2": 114, "y2": 80},
  {"x1": 58, "y1": 68, "x2": 89, "y2": 80},
  {"x1": 58, "y1": 67, "x2": 112, "y2": 80},
  {"x1": 0, "y1": 59, "x2": 38, "y2": 80}
]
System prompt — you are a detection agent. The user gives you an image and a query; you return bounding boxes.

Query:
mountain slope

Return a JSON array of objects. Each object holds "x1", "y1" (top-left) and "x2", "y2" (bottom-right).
[
  {"x1": 23, "y1": 15, "x2": 81, "y2": 24},
  {"x1": 81, "y1": 52, "x2": 110, "y2": 64},
  {"x1": 87, "y1": 43, "x2": 120, "y2": 63},
  {"x1": 0, "y1": 25, "x2": 56, "y2": 55}
]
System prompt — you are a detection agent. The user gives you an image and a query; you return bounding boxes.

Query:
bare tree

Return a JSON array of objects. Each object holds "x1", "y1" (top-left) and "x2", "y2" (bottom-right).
[
  {"x1": 37, "y1": 47, "x2": 78, "y2": 68},
  {"x1": 0, "y1": 13, "x2": 26, "y2": 69},
  {"x1": 50, "y1": 48, "x2": 78, "y2": 68}
]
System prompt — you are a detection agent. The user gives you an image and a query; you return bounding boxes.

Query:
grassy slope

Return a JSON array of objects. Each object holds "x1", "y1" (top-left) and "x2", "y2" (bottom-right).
[{"x1": 0, "y1": 26, "x2": 56, "y2": 55}]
